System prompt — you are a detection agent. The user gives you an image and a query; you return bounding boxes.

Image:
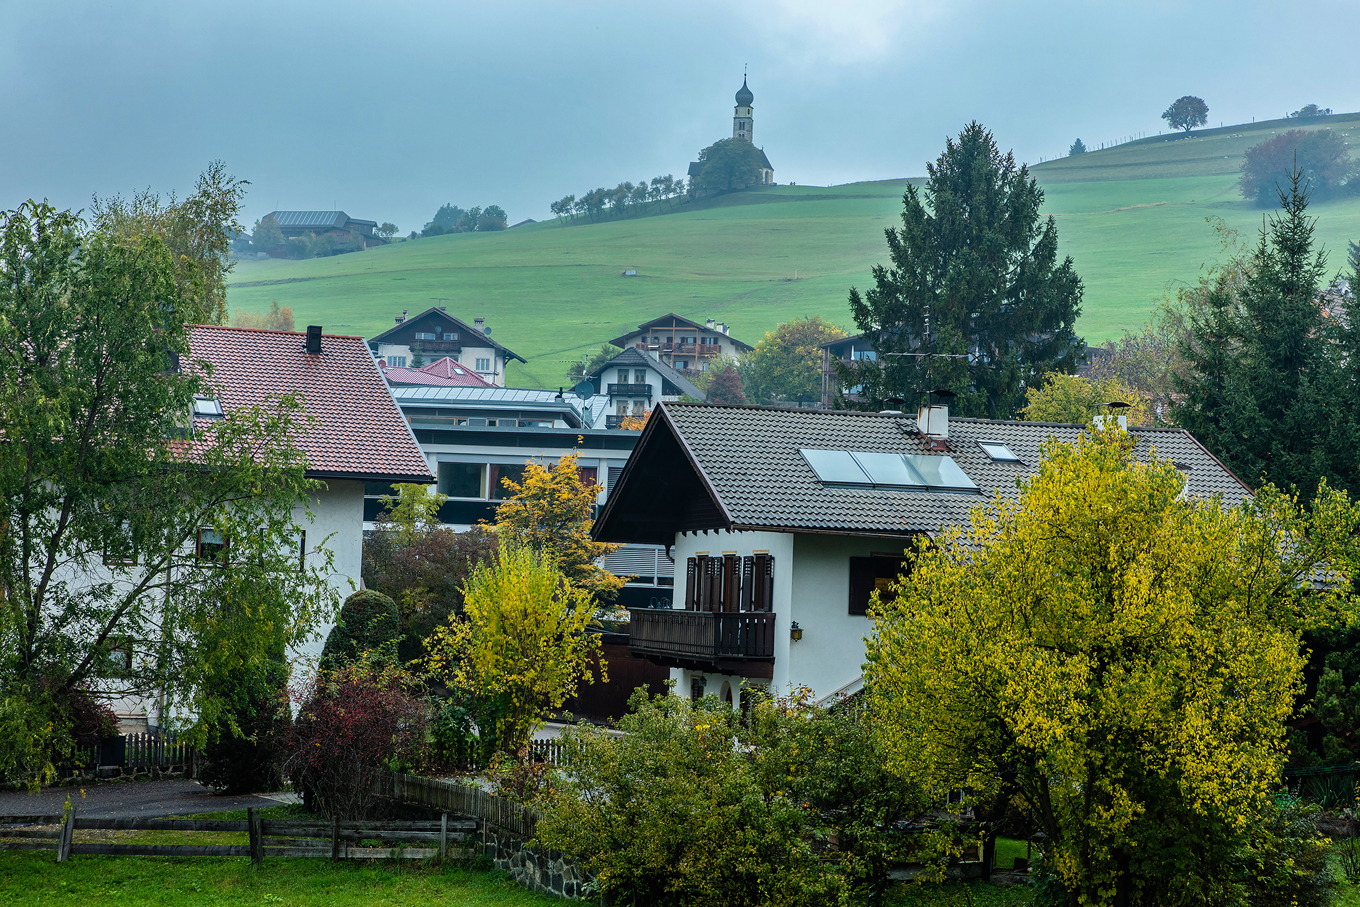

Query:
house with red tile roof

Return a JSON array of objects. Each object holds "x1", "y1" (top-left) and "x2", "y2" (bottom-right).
[
  {"x1": 187, "y1": 324, "x2": 431, "y2": 660},
  {"x1": 379, "y1": 355, "x2": 498, "y2": 388}
]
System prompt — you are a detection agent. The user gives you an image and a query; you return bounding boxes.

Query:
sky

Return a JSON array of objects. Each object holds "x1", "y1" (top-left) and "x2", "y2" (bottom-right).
[{"x1": 4, "y1": 0, "x2": 1360, "y2": 234}]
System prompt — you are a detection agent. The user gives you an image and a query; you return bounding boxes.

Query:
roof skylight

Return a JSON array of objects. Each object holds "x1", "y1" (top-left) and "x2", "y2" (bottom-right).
[
  {"x1": 977, "y1": 440, "x2": 1020, "y2": 462},
  {"x1": 192, "y1": 396, "x2": 224, "y2": 418},
  {"x1": 800, "y1": 449, "x2": 979, "y2": 493}
]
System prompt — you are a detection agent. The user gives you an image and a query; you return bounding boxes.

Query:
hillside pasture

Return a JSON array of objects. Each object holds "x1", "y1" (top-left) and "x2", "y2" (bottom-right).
[{"x1": 228, "y1": 116, "x2": 1360, "y2": 388}]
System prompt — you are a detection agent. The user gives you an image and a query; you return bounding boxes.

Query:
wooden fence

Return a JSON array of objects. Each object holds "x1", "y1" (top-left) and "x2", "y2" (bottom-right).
[
  {"x1": 528, "y1": 739, "x2": 566, "y2": 765},
  {"x1": 375, "y1": 771, "x2": 538, "y2": 839},
  {"x1": 0, "y1": 807, "x2": 476, "y2": 864}
]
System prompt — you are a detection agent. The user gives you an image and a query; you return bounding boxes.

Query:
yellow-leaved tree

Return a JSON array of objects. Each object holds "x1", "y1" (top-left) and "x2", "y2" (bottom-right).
[
  {"x1": 425, "y1": 542, "x2": 603, "y2": 757},
  {"x1": 494, "y1": 451, "x2": 624, "y2": 600},
  {"x1": 1020, "y1": 372, "x2": 1150, "y2": 426},
  {"x1": 865, "y1": 425, "x2": 1360, "y2": 905}
]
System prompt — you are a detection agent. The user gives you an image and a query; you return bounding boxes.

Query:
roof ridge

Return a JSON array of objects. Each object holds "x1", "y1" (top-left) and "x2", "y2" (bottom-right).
[{"x1": 190, "y1": 324, "x2": 365, "y2": 340}]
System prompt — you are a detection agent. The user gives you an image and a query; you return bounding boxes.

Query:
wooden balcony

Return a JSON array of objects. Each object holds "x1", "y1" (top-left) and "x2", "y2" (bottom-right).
[
  {"x1": 410, "y1": 339, "x2": 462, "y2": 353},
  {"x1": 607, "y1": 383, "x2": 653, "y2": 397},
  {"x1": 632, "y1": 343, "x2": 722, "y2": 357},
  {"x1": 628, "y1": 608, "x2": 776, "y2": 677}
]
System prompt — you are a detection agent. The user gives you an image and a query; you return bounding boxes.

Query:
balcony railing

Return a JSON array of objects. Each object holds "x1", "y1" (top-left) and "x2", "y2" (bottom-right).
[
  {"x1": 607, "y1": 383, "x2": 652, "y2": 397},
  {"x1": 633, "y1": 343, "x2": 722, "y2": 357},
  {"x1": 628, "y1": 608, "x2": 776, "y2": 668},
  {"x1": 410, "y1": 339, "x2": 462, "y2": 353}
]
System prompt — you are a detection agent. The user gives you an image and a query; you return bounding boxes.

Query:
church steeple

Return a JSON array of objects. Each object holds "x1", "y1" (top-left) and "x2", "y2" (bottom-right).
[{"x1": 733, "y1": 76, "x2": 754, "y2": 142}]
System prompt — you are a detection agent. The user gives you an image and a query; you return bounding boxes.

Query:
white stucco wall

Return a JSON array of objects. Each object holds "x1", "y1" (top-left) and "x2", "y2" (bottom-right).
[
  {"x1": 664, "y1": 529, "x2": 913, "y2": 704},
  {"x1": 294, "y1": 479, "x2": 366, "y2": 666}
]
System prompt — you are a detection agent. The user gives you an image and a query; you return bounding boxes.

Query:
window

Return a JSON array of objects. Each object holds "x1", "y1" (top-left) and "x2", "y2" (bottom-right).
[
  {"x1": 631, "y1": 401, "x2": 645, "y2": 416},
  {"x1": 439, "y1": 462, "x2": 485, "y2": 498},
  {"x1": 849, "y1": 555, "x2": 911, "y2": 615},
  {"x1": 192, "y1": 396, "x2": 224, "y2": 418},
  {"x1": 701, "y1": 336, "x2": 719, "y2": 345},
  {"x1": 475, "y1": 358, "x2": 492, "y2": 371},
  {"x1": 414, "y1": 332, "x2": 436, "y2": 340},
  {"x1": 618, "y1": 369, "x2": 630, "y2": 384},
  {"x1": 386, "y1": 355, "x2": 406, "y2": 367},
  {"x1": 851, "y1": 349, "x2": 877, "y2": 362},
  {"x1": 633, "y1": 369, "x2": 647, "y2": 384},
  {"x1": 675, "y1": 360, "x2": 689, "y2": 370},
  {"x1": 99, "y1": 639, "x2": 133, "y2": 676},
  {"x1": 978, "y1": 440, "x2": 1021, "y2": 463},
  {"x1": 616, "y1": 401, "x2": 629, "y2": 416},
  {"x1": 488, "y1": 464, "x2": 527, "y2": 499},
  {"x1": 297, "y1": 531, "x2": 307, "y2": 573},
  {"x1": 196, "y1": 528, "x2": 228, "y2": 566}
]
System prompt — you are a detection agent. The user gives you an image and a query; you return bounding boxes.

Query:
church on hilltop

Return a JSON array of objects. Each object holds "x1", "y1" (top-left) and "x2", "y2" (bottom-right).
[{"x1": 688, "y1": 76, "x2": 775, "y2": 197}]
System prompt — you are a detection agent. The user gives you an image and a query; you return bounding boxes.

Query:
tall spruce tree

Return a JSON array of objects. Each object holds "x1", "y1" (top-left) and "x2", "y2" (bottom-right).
[
  {"x1": 1173, "y1": 169, "x2": 1351, "y2": 501},
  {"x1": 840, "y1": 123, "x2": 1083, "y2": 417}
]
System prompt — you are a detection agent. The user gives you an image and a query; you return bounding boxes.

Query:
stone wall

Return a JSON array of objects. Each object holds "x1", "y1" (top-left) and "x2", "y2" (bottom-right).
[{"x1": 478, "y1": 824, "x2": 590, "y2": 899}]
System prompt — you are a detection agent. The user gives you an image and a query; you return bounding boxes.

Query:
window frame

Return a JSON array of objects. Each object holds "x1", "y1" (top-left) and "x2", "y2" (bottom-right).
[{"x1": 196, "y1": 528, "x2": 229, "y2": 567}]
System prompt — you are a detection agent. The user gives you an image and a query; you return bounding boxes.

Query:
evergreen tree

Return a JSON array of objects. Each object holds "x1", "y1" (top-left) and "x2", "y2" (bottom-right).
[
  {"x1": 1068, "y1": 138, "x2": 1087, "y2": 156},
  {"x1": 841, "y1": 123, "x2": 1083, "y2": 418},
  {"x1": 1173, "y1": 168, "x2": 1350, "y2": 501}
]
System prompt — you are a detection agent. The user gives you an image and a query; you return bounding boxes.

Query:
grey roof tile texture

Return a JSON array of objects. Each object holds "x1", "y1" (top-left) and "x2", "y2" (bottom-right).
[{"x1": 661, "y1": 403, "x2": 1253, "y2": 536}]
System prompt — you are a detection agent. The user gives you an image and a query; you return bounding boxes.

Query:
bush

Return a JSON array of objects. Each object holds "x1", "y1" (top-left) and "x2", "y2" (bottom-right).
[
  {"x1": 286, "y1": 660, "x2": 429, "y2": 819},
  {"x1": 1240, "y1": 129, "x2": 1353, "y2": 206},
  {"x1": 198, "y1": 660, "x2": 291, "y2": 795},
  {"x1": 320, "y1": 589, "x2": 400, "y2": 669}
]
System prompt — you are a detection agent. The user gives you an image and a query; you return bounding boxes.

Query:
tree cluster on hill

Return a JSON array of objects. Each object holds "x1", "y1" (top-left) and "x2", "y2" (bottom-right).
[
  {"x1": 1289, "y1": 104, "x2": 1333, "y2": 119},
  {"x1": 231, "y1": 300, "x2": 295, "y2": 332},
  {"x1": 694, "y1": 138, "x2": 766, "y2": 191},
  {"x1": 233, "y1": 213, "x2": 391, "y2": 260},
  {"x1": 549, "y1": 175, "x2": 686, "y2": 224},
  {"x1": 421, "y1": 203, "x2": 508, "y2": 236},
  {"x1": 1240, "y1": 128, "x2": 1356, "y2": 206},
  {"x1": 839, "y1": 122, "x2": 1084, "y2": 419},
  {"x1": 1161, "y1": 95, "x2": 1209, "y2": 134}
]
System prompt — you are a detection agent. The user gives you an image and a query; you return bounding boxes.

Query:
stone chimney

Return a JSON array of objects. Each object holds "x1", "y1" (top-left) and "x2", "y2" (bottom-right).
[{"x1": 474, "y1": 317, "x2": 486, "y2": 334}]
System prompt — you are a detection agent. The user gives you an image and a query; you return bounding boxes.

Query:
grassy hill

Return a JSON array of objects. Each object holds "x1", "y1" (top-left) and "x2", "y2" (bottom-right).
[{"x1": 228, "y1": 114, "x2": 1360, "y2": 389}]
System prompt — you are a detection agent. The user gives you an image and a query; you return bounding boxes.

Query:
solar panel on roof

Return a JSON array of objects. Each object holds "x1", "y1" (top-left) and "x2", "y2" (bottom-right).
[
  {"x1": 849, "y1": 451, "x2": 925, "y2": 487},
  {"x1": 800, "y1": 449, "x2": 870, "y2": 485},
  {"x1": 801, "y1": 449, "x2": 979, "y2": 493},
  {"x1": 904, "y1": 455, "x2": 978, "y2": 492}
]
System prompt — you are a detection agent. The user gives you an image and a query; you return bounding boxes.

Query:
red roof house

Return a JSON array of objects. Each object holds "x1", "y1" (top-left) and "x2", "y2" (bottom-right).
[{"x1": 379, "y1": 355, "x2": 498, "y2": 389}]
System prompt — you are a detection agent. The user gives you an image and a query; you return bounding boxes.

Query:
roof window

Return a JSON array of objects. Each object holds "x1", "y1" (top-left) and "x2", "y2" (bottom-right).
[
  {"x1": 977, "y1": 440, "x2": 1020, "y2": 462},
  {"x1": 799, "y1": 449, "x2": 979, "y2": 493},
  {"x1": 193, "y1": 396, "x2": 224, "y2": 418}
]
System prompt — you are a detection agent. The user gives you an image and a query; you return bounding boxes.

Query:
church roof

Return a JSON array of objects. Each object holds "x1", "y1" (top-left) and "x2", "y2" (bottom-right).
[
  {"x1": 735, "y1": 76, "x2": 753, "y2": 106},
  {"x1": 756, "y1": 147, "x2": 773, "y2": 170}
]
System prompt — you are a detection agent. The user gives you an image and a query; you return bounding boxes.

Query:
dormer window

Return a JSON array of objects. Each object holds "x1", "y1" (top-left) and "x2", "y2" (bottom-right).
[{"x1": 193, "y1": 396, "x2": 224, "y2": 418}]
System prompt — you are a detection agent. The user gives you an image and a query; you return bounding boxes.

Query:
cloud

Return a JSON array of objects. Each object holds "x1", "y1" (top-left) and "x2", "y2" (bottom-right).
[{"x1": 735, "y1": 0, "x2": 960, "y2": 66}]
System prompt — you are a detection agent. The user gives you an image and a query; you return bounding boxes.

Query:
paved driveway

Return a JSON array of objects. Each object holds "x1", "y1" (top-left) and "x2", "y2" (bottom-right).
[{"x1": 0, "y1": 779, "x2": 281, "y2": 819}]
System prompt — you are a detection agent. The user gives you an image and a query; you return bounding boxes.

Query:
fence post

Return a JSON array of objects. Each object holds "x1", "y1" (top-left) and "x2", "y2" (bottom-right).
[
  {"x1": 331, "y1": 817, "x2": 339, "y2": 862},
  {"x1": 56, "y1": 804, "x2": 75, "y2": 863},
  {"x1": 248, "y1": 807, "x2": 262, "y2": 867},
  {"x1": 440, "y1": 812, "x2": 448, "y2": 860}
]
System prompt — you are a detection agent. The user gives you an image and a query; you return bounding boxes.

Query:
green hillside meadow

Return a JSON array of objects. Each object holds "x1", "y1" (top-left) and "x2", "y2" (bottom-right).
[{"x1": 228, "y1": 114, "x2": 1360, "y2": 389}]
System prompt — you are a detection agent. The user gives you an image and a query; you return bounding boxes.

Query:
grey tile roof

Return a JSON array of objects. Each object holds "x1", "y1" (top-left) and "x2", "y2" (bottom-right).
[
  {"x1": 267, "y1": 211, "x2": 348, "y2": 229},
  {"x1": 607, "y1": 403, "x2": 1253, "y2": 538},
  {"x1": 590, "y1": 348, "x2": 706, "y2": 401}
]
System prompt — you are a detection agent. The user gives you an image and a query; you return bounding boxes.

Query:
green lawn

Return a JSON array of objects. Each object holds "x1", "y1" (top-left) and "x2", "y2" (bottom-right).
[
  {"x1": 226, "y1": 114, "x2": 1360, "y2": 388},
  {"x1": 0, "y1": 852, "x2": 556, "y2": 906}
]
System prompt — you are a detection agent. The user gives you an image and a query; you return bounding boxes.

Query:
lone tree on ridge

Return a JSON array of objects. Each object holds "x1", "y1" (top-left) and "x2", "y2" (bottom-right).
[{"x1": 1161, "y1": 96, "x2": 1209, "y2": 134}]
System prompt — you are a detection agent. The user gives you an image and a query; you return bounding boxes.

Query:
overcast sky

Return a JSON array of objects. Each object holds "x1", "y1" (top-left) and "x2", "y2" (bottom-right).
[{"x1": 4, "y1": 0, "x2": 1359, "y2": 233}]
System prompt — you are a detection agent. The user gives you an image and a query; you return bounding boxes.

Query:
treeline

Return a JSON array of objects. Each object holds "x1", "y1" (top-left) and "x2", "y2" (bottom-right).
[
  {"x1": 418, "y1": 203, "x2": 508, "y2": 237},
  {"x1": 549, "y1": 175, "x2": 686, "y2": 224}
]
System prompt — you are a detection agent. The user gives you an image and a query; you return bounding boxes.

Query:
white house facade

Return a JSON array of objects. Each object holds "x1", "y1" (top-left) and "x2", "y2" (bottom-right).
[
  {"x1": 368, "y1": 307, "x2": 525, "y2": 385},
  {"x1": 608, "y1": 314, "x2": 754, "y2": 374}
]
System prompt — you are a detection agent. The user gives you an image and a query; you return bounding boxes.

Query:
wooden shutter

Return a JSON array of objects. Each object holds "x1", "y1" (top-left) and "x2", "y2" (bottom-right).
[
  {"x1": 721, "y1": 554, "x2": 739, "y2": 613},
  {"x1": 756, "y1": 554, "x2": 774, "y2": 612},
  {"x1": 740, "y1": 557, "x2": 755, "y2": 611},
  {"x1": 686, "y1": 557, "x2": 699, "y2": 610}
]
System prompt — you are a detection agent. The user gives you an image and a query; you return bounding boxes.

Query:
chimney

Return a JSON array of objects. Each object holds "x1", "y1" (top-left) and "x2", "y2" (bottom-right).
[
  {"x1": 474, "y1": 316, "x2": 486, "y2": 334},
  {"x1": 395, "y1": 309, "x2": 407, "y2": 324},
  {"x1": 439, "y1": 306, "x2": 447, "y2": 312},
  {"x1": 305, "y1": 325, "x2": 322, "y2": 354},
  {"x1": 705, "y1": 318, "x2": 715, "y2": 329},
  {"x1": 717, "y1": 322, "x2": 728, "y2": 335},
  {"x1": 917, "y1": 403, "x2": 949, "y2": 443}
]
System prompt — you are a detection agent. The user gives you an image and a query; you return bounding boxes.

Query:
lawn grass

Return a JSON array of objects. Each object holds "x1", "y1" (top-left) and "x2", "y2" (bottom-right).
[
  {"x1": 0, "y1": 851, "x2": 555, "y2": 906},
  {"x1": 226, "y1": 114, "x2": 1360, "y2": 388}
]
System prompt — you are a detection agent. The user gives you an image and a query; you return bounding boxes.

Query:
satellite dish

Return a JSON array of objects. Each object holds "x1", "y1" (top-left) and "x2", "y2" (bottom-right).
[{"x1": 572, "y1": 379, "x2": 595, "y2": 400}]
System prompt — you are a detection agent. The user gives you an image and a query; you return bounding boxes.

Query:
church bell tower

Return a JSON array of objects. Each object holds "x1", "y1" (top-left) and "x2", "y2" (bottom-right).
[{"x1": 733, "y1": 76, "x2": 754, "y2": 142}]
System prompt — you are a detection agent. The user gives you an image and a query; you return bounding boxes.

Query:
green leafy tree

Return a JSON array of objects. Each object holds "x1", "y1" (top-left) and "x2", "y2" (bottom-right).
[
  {"x1": 549, "y1": 195, "x2": 575, "y2": 224},
  {"x1": 90, "y1": 160, "x2": 247, "y2": 325},
  {"x1": 0, "y1": 202, "x2": 337, "y2": 785},
  {"x1": 428, "y1": 203, "x2": 466, "y2": 232},
  {"x1": 696, "y1": 138, "x2": 764, "y2": 191},
  {"x1": 1289, "y1": 104, "x2": 1333, "y2": 119},
  {"x1": 250, "y1": 215, "x2": 284, "y2": 253},
  {"x1": 1174, "y1": 168, "x2": 1350, "y2": 502},
  {"x1": 740, "y1": 315, "x2": 846, "y2": 405},
  {"x1": 377, "y1": 482, "x2": 448, "y2": 545},
  {"x1": 865, "y1": 426, "x2": 1360, "y2": 905},
  {"x1": 566, "y1": 344, "x2": 622, "y2": 384},
  {"x1": 1240, "y1": 129, "x2": 1354, "y2": 206},
  {"x1": 1068, "y1": 138, "x2": 1087, "y2": 156},
  {"x1": 376, "y1": 222, "x2": 398, "y2": 239},
  {"x1": 841, "y1": 122, "x2": 1083, "y2": 418},
  {"x1": 1162, "y1": 95, "x2": 1209, "y2": 134},
  {"x1": 478, "y1": 205, "x2": 508, "y2": 231}
]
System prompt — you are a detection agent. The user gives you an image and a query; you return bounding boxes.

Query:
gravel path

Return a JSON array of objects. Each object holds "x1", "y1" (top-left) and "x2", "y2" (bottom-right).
[{"x1": 0, "y1": 779, "x2": 281, "y2": 819}]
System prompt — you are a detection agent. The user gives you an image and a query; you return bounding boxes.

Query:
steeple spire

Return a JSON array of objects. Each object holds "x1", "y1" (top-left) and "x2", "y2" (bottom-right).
[{"x1": 733, "y1": 75, "x2": 754, "y2": 141}]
